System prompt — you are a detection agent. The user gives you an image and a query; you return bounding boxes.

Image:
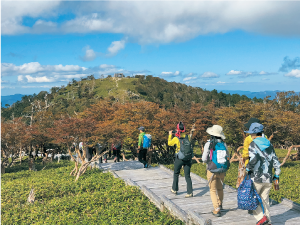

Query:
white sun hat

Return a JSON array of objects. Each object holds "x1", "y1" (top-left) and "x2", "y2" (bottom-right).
[{"x1": 206, "y1": 125, "x2": 226, "y2": 139}]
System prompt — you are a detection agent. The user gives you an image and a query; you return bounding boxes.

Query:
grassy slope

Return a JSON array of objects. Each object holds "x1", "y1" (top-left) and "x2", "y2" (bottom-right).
[
  {"x1": 166, "y1": 148, "x2": 300, "y2": 204},
  {"x1": 1, "y1": 160, "x2": 183, "y2": 225}
]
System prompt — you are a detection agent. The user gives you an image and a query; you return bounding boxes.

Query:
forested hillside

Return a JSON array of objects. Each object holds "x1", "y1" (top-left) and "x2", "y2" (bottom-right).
[{"x1": 1, "y1": 75, "x2": 258, "y2": 121}]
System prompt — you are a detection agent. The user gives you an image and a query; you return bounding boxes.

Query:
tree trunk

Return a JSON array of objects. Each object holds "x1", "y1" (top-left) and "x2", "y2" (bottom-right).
[
  {"x1": 1, "y1": 164, "x2": 5, "y2": 174},
  {"x1": 19, "y1": 146, "x2": 23, "y2": 164}
]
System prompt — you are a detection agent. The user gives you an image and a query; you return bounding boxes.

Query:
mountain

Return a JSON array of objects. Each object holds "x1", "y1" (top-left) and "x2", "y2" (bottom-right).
[
  {"x1": 1, "y1": 94, "x2": 24, "y2": 107},
  {"x1": 1, "y1": 75, "x2": 258, "y2": 121},
  {"x1": 219, "y1": 90, "x2": 282, "y2": 100}
]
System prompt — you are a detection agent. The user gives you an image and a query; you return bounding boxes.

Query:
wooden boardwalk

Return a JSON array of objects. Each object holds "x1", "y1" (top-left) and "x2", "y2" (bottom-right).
[{"x1": 98, "y1": 161, "x2": 300, "y2": 225}]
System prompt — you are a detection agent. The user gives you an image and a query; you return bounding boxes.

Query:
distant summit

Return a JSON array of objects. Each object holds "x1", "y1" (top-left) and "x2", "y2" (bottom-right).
[
  {"x1": 1, "y1": 94, "x2": 24, "y2": 107},
  {"x1": 219, "y1": 90, "x2": 285, "y2": 100}
]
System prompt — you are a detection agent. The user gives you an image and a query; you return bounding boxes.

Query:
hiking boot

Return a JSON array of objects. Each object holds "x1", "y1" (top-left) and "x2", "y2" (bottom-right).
[
  {"x1": 248, "y1": 210, "x2": 253, "y2": 215},
  {"x1": 114, "y1": 157, "x2": 117, "y2": 162},
  {"x1": 185, "y1": 193, "x2": 193, "y2": 198},
  {"x1": 219, "y1": 204, "x2": 223, "y2": 210},
  {"x1": 211, "y1": 209, "x2": 221, "y2": 217},
  {"x1": 170, "y1": 189, "x2": 177, "y2": 194},
  {"x1": 256, "y1": 215, "x2": 269, "y2": 225}
]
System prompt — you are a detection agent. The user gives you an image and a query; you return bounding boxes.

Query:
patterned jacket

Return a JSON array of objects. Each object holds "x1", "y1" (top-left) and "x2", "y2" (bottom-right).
[{"x1": 246, "y1": 137, "x2": 281, "y2": 183}]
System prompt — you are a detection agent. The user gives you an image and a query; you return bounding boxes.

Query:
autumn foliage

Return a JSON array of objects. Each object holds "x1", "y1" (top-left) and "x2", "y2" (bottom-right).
[{"x1": 2, "y1": 91, "x2": 300, "y2": 176}]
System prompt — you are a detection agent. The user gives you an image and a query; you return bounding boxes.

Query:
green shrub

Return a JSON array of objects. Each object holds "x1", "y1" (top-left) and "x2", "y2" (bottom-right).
[{"x1": 1, "y1": 160, "x2": 183, "y2": 225}]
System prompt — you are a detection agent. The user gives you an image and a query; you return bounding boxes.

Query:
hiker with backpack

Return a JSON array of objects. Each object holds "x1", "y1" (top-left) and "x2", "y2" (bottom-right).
[
  {"x1": 112, "y1": 139, "x2": 122, "y2": 162},
  {"x1": 243, "y1": 118, "x2": 268, "y2": 166},
  {"x1": 202, "y1": 125, "x2": 230, "y2": 217},
  {"x1": 244, "y1": 123, "x2": 280, "y2": 225},
  {"x1": 168, "y1": 122, "x2": 195, "y2": 198},
  {"x1": 137, "y1": 126, "x2": 151, "y2": 168}
]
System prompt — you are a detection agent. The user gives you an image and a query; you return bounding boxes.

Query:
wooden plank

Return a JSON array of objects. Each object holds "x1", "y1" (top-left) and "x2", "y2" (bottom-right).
[
  {"x1": 108, "y1": 170, "x2": 119, "y2": 178},
  {"x1": 281, "y1": 198, "x2": 300, "y2": 212},
  {"x1": 141, "y1": 185, "x2": 164, "y2": 211},
  {"x1": 200, "y1": 209, "x2": 256, "y2": 223},
  {"x1": 125, "y1": 178, "x2": 139, "y2": 188},
  {"x1": 159, "y1": 164, "x2": 175, "y2": 175},
  {"x1": 161, "y1": 195, "x2": 188, "y2": 223},
  {"x1": 190, "y1": 172, "x2": 209, "y2": 184},
  {"x1": 187, "y1": 210, "x2": 212, "y2": 225}
]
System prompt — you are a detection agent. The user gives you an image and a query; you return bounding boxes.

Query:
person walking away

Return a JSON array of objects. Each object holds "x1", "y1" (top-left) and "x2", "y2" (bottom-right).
[
  {"x1": 79, "y1": 142, "x2": 83, "y2": 158},
  {"x1": 202, "y1": 125, "x2": 230, "y2": 217},
  {"x1": 137, "y1": 126, "x2": 148, "y2": 168},
  {"x1": 243, "y1": 118, "x2": 268, "y2": 166},
  {"x1": 112, "y1": 139, "x2": 122, "y2": 162},
  {"x1": 168, "y1": 122, "x2": 195, "y2": 198},
  {"x1": 97, "y1": 142, "x2": 107, "y2": 163},
  {"x1": 242, "y1": 117, "x2": 268, "y2": 214},
  {"x1": 245, "y1": 123, "x2": 280, "y2": 225}
]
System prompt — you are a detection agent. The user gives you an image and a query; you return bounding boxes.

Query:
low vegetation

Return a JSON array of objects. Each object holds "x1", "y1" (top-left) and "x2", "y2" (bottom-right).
[{"x1": 1, "y1": 160, "x2": 183, "y2": 225}]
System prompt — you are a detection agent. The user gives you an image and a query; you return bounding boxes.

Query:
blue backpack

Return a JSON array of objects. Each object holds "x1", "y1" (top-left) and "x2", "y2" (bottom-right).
[
  {"x1": 237, "y1": 175, "x2": 264, "y2": 213},
  {"x1": 143, "y1": 134, "x2": 152, "y2": 148},
  {"x1": 207, "y1": 142, "x2": 230, "y2": 173}
]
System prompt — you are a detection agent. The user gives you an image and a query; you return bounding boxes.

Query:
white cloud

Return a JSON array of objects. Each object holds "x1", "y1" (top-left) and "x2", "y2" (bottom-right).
[
  {"x1": 24, "y1": 75, "x2": 56, "y2": 83},
  {"x1": 99, "y1": 64, "x2": 116, "y2": 69},
  {"x1": 183, "y1": 77, "x2": 197, "y2": 82},
  {"x1": 3, "y1": 2, "x2": 300, "y2": 44},
  {"x1": 107, "y1": 40, "x2": 126, "y2": 56},
  {"x1": 285, "y1": 69, "x2": 300, "y2": 78},
  {"x1": 217, "y1": 81, "x2": 227, "y2": 84},
  {"x1": 226, "y1": 70, "x2": 243, "y2": 75},
  {"x1": 160, "y1": 71, "x2": 181, "y2": 77},
  {"x1": 3, "y1": 62, "x2": 152, "y2": 86},
  {"x1": 2, "y1": 62, "x2": 87, "y2": 76},
  {"x1": 201, "y1": 72, "x2": 219, "y2": 78},
  {"x1": 81, "y1": 46, "x2": 97, "y2": 61}
]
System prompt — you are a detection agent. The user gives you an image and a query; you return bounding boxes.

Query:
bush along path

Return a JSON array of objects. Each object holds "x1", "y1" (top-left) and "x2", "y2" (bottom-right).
[{"x1": 1, "y1": 160, "x2": 183, "y2": 225}]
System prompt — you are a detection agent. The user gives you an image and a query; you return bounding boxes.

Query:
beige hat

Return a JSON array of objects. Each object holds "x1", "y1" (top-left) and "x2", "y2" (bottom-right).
[{"x1": 206, "y1": 125, "x2": 226, "y2": 139}]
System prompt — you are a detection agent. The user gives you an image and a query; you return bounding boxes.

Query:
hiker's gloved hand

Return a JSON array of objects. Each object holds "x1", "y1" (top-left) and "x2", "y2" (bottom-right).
[{"x1": 273, "y1": 175, "x2": 279, "y2": 182}]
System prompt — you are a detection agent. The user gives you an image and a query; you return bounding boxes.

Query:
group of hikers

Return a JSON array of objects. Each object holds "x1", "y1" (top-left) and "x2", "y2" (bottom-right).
[
  {"x1": 167, "y1": 118, "x2": 280, "y2": 225},
  {"x1": 77, "y1": 117, "x2": 280, "y2": 225}
]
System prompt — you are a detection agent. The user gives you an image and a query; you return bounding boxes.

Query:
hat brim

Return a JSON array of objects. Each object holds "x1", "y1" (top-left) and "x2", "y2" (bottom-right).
[{"x1": 206, "y1": 127, "x2": 226, "y2": 139}]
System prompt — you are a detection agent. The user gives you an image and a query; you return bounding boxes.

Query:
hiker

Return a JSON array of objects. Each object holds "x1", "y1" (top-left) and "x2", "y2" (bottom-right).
[
  {"x1": 137, "y1": 126, "x2": 149, "y2": 168},
  {"x1": 168, "y1": 122, "x2": 194, "y2": 198},
  {"x1": 79, "y1": 142, "x2": 83, "y2": 157},
  {"x1": 202, "y1": 125, "x2": 230, "y2": 217},
  {"x1": 112, "y1": 139, "x2": 122, "y2": 162},
  {"x1": 245, "y1": 123, "x2": 280, "y2": 225},
  {"x1": 97, "y1": 142, "x2": 107, "y2": 163},
  {"x1": 243, "y1": 118, "x2": 268, "y2": 166},
  {"x1": 85, "y1": 143, "x2": 94, "y2": 162}
]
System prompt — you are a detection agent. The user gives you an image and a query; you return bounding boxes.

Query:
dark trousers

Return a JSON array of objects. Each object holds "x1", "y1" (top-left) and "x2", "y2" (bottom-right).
[
  {"x1": 172, "y1": 157, "x2": 193, "y2": 194},
  {"x1": 113, "y1": 150, "x2": 120, "y2": 162},
  {"x1": 99, "y1": 153, "x2": 107, "y2": 163},
  {"x1": 138, "y1": 148, "x2": 147, "y2": 165}
]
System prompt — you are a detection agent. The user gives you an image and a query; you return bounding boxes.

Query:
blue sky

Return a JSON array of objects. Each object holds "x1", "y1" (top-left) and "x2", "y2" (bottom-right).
[{"x1": 1, "y1": 1, "x2": 300, "y2": 96}]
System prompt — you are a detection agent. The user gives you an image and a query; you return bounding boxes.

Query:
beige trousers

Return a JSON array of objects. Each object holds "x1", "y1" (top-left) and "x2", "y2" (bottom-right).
[
  {"x1": 253, "y1": 182, "x2": 272, "y2": 223},
  {"x1": 207, "y1": 170, "x2": 225, "y2": 210}
]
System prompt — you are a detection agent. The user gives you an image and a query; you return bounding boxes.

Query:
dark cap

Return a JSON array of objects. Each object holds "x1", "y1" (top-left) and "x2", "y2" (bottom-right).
[
  {"x1": 244, "y1": 118, "x2": 260, "y2": 129},
  {"x1": 138, "y1": 126, "x2": 145, "y2": 131}
]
